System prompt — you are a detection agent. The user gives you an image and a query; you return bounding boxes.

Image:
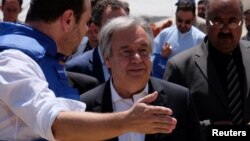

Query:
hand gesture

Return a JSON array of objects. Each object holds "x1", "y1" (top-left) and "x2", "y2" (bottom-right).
[
  {"x1": 125, "y1": 91, "x2": 177, "y2": 134},
  {"x1": 161, "y1": 43, "x2": 172, "y2": 58}
]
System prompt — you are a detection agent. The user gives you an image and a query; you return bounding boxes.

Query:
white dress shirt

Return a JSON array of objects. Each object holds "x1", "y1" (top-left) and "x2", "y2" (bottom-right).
[
  {"x1": 110, "y1": 80, "x2": 148, "y2": 141},
  {"x1": 0, "y1": 49, "x2": 86, "y2": 141}
]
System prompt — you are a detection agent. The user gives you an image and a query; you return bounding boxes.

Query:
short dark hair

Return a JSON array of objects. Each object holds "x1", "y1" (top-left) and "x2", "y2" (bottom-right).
[
  {"x1": 91, "y1": 0, "x2": 125, "y2": 27},
  {"x1": 2, "y1": 0, "x2": 23, "y2": 7},
  {"x1": 122, "y1": 1, "x2": 130, "y2": 15},
  {"x1": 25, "y1": 0, "x2": 85, "y2": 24},
  {"x1": 176, "y1": 0, "x2": 196, "y2": 16},
  {"x1": 90, "y1": 0, "x2": 98, "y2": 8},
  {"x1": 198, "y1": 0, "x2": 205, "y2": 5}
]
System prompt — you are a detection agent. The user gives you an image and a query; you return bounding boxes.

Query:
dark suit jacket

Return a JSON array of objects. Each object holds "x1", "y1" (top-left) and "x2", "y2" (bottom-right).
[
  {"x1": 65, "y1": 47, "x2": 106, "y2": 83},
  {"x1": 164, "y1": 40, "x2": 250, "y2": 124},
  {"x1": 66, "y1": 71, "x2": 99, "y2": 94},
  {"x1": 81, "y1": 77, "x2": 201, "y2": 141}
]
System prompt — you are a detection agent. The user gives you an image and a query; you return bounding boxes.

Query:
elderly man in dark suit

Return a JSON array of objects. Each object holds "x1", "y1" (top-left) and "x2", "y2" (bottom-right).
[
  {"x1": 164, "y1": 0, "x2": 250, "y2": 127},
  {"x1": 81, "y1": 16, "x2": 202, "y2": 141}
]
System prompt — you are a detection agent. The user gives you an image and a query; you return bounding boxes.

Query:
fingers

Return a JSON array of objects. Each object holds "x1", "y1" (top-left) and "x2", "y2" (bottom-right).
[
  {"x1": 142, "y1": 105, "x2": 177, "y2": 134},
  {"x1": 163, "y1": 42, "x2": 171, "y2": 49},
  {"x1": 153, "y1": 123, "x2": 176, "y2": 134},
  {"x1": 150, "y1": 105, "x2": 173, "y2": 116},
  {"x1": 148, "y1": 116, "x2": 177, "y2": 134},
  {"x1": 131, "y1": 93, "x2": 177, "y2": 134},
  {"x1": 138, "y1": 91, "x2": 158, "y2": 104},
  {"x1": 161, "y1": 43, "x2": 172, "y2": 58},
  {"x1": 137, "y1": 91, "x2": 173, "y2": 116},
  {"x1": 154, "y1": 111, "x2": 177, "y2": 133}
]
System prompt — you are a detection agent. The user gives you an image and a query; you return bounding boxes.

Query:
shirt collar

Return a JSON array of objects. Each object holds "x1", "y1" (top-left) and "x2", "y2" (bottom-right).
[{"x1": 110, "y1": 79, "x2": 149, "y2": 103}]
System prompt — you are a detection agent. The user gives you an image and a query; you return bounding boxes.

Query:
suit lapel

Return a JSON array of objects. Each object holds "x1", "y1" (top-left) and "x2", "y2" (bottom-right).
[
  {"x1": 97, "y1": 78, "x2": 165, "y2": 141},
  {"x1": 93, "y1": 47, "x2": 105, "y2": 83},
  {"x1": 148, "y1": 78, "x2": 168, "y2": 106},
  {"x1": 195, "y1": 43, "x2": 228, "y2": 107},
  {"x1": 95, "y1": 80, "x2": 118, "y2": 141},
  {"x1": 240, "y1": 40, "x2": 250, "y2": 98},
  {"x1": 94, "y1": 79, "x2": 113, "y2": 112},
  {"x1": 144, "y1": 78, "x2": 166, "y2": 140}
]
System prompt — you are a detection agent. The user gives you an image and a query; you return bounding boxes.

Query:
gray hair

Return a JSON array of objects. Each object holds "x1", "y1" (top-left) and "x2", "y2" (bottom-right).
[{"x1": 98, "y1": 16, "x2": 154, "y2": 58}]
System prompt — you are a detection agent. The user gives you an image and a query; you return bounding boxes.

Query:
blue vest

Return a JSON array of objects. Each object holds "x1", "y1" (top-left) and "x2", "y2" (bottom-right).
[{"x1": 0, "y1": 22, "x2": 80, "y2": 100}]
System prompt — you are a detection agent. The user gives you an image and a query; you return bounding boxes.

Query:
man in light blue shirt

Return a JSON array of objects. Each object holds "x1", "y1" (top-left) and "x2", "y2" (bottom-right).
[{"x1": 152, "y1": 0, "x2": 205, "y2": 79}]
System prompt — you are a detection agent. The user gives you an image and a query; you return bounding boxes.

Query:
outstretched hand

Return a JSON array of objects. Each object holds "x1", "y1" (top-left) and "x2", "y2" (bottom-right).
[{"x1": 125, "y1": 91, "x2": 177, "y2": 134}]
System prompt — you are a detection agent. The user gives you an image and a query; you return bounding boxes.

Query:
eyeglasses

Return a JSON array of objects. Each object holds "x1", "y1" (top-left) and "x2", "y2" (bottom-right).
[{"x1": 209, "y1": 20, "x2": 242, "y2": 29}]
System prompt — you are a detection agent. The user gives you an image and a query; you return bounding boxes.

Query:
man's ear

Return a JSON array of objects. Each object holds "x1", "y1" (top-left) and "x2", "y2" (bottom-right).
[
  {"x1": 105, "y1": 56, "x2": 112, "y2": 69},
  {"x1": 60, "y1": 9, "x2": 74, "y2": 32}
]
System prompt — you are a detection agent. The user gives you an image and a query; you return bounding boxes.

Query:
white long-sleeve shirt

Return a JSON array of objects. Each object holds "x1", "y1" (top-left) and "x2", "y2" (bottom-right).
[{"x1": 0, "y1": 49, "x2": 86, "y2": 141}]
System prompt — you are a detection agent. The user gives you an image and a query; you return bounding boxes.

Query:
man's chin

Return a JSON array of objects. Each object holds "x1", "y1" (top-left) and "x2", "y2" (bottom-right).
[
  {"x1": 179, "y1": 29, "x2": 188, "y2": 33},
  {"x1": 216, "y1": 45, "x2": 235, "y2": 53}
]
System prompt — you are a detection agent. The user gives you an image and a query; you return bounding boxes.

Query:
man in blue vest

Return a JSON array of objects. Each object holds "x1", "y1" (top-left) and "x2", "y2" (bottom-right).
[{"x1": 0, "y1": 0, "x2": 177, "y2": 140}]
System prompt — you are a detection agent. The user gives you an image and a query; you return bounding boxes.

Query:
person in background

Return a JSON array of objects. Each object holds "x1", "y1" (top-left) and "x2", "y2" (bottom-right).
[
  {"x1": 66, "y1": 0, "x2": 99, "y2": 60},
  {"x1": 151, "y1": 0, "x2": 205, "y2": 79},
  {"x1": 81, "y1": 16, "x2": 201, "y2": 141},
  {"x1": 65, "y1": 0, "x2": 128, "y2": 84},
  {"x1": 241, "y1": 0, "x2": 250, "y2": 41},
  {"x1": 242, "y1": 11, "x2": 250, "y2": 41},
  {"x1": 67, "y1": 0, "x2": 129, "y2": 61},
  {"x1": 0, "y1": 0, "x2": 22, "y2": 22},
  {"x1": 151, "y1": 20, "x2": 173, "y2": 37},
  {"x1": 158, "y1": 0, "x2": 207, "y2": 35},
  {"x1": 197, "y1": 0, "x2": 205, "y2": 19},
  {"x1": 120, "y1": 0, "x2": 129, "y2": 14},
  {"x1": 0, "y1": 0, "x2": 177, "y2": 140},
  {"x1": 164, "y1": 0, "x2": 250, "y2": 139}
]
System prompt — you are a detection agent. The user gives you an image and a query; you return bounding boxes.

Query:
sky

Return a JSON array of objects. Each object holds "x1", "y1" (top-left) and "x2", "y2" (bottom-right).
[
  {"x1": 0, "y1": 0, "x2": 200, "y2": 22},
  {"x1": 127, "y1": 0, "x2": 201, "y2": 23}
]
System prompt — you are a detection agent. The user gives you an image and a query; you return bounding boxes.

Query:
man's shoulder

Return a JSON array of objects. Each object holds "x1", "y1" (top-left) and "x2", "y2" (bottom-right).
[
  {"x1": 0, "y1": 22, "x2": 55, "y2": 61},
  {"x1": 80, "y1": 82, "x2": 107, "y2": 102},
  {"x1": 167, "y1": 43, "x2": 205, "y2": 68},
  {"x1": 70, "y1": 49, "x2": 94, "y2": 61},
  {"x1": 240, "y1": 39, "x2": 250, "y2": 47},
  {"x1": 195, "y1": 16, "x2": 206, "y2": 25},
  {"x1": 157, "y1": 25, "x2": 176, "y2": 36},
  {"x1": 190, "y1": 26, "x2": 206, "y2": 37},
  {"x1": 150, "y1": 77, "x2": 188, "y2": 94},
  {"x1": 65, "y1": 49, "x2": 94, "y2": 68},
  {"x1": 175, "y1": 44, "x2": 202, "y2": 58},
  {"x1": 67, "y1": 71, "x2": 99, "y2": 94}
]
